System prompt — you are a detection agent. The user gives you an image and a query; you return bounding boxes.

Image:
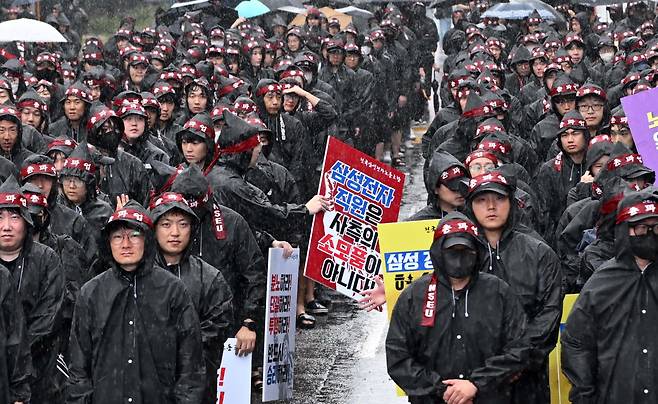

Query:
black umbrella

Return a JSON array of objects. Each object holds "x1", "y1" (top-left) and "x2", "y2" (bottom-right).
[{"x1": 260, "y1": 0, "x2": 305, "y2": 9}]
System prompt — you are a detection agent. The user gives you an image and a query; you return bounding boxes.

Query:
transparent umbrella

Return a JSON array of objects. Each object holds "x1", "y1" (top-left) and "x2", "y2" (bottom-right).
[{"x1": 0, "y1": 18, "x2": 67, "y2": 42}]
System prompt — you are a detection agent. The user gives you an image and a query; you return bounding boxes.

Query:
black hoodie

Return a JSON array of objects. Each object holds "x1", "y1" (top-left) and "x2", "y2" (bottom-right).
[
  {"x1": 67, "y1": 201, "x2": 205, "y2": 404},
  {"x1": 386, "y1": 212, "x2": 529, "y2": 404},
  {"x1": 562, "y1": 187, "x2": 658, "y2": 404}
]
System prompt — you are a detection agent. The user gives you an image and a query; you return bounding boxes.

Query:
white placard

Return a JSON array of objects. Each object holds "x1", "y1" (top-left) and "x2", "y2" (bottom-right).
[
  {"x1": 262, "y1": 248, "x2": 299, "y2": 402},
  {"x1": 217, "y1": 338, "x2": 251, "y2": 404}
]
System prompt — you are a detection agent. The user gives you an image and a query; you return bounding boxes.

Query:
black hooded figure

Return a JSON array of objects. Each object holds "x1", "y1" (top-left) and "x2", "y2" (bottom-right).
[
  {"x1": 0, "y1": 105, "x2": 33, "y2": 169},
  {"x1": 175, "y1": 111, "x2": 219, "y2": 176},
  {"x1": 49, "y1": 82, "x2": 93, "y2": 143},
  {"x1": 386, "y1": 212, "x2": 529, "y2": 404},
  {"x1": 57, "y1": 141, "x2": 114, "y2": 232},
  {"x1": 412, "y1": 149, "x2": 469, "y2": 221},
  {"x1": 150, "y1": 192, "x2": 233, "y2": 404},
  {"x1": 465, "y1": 171, "x2": 562, "y2": 404},
  {"x1": 0, "y1": 175, "x2": 64, "y2": 403},
  {"x1": 253, "y1": 79, "x2": 315, "y2": 199},
  {"x1": 86, "y1": 104, "x2": 152, "y2": 207},
  {"x1": 562, "y1": 186, "x2": 658, "y2": 404},
  {"x1": 67, "y1": 201, "x2": 205, "y2": 403}
]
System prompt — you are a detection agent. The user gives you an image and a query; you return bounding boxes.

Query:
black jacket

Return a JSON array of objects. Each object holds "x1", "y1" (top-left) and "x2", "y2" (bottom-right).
[
  {"x1": 67, "y1": 261, "x2": 205, "y2": 404},
  {"x1": 98, "y1": 149, "x2": 152, "y2": 207},
  {"x1": 562, "y1": 189, "x2": 658, "y2": 404},
  {"x1": 386, "y1": 272, "x2": 528, "y2": 404},
  {"x1": 0, "y1": 265, "x2": 31, "y2": 403},
  {"x1": 49, "y1": 201, "x2": 98, "y2": 262},
  {"x1": 59, "y1": 193, "x2": 114, "y2": 234},
  {"x1": 156, "y1": 254, "x2": 233, "y2": 404},
  {"x1": 11, "y1": 238, "x2": 64, "y2": 402},
  {"x1": 467, "y1": 201, "x2": 562, "y2": 404}
]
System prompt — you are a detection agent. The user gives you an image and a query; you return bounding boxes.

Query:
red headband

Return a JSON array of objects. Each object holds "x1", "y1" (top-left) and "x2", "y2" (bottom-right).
[
  {"x1": 478, "y1": 140, "x2": 510, "y2": 155},
  {"x1": 149, "y1": 192, "x2": 189, "y2": 210},
  {"x1": 63, "y1": 158, "x2": 96, "y2": 173},
  {"x1": 440, "y1": 166, "x2": 466, "y2": 183},
  {"x1": 610, "y1": 116, "x2": 628, "y2": 125},
  {"x1": 477, "y1": 122, "x2": 505, "y2": 137},
  {"x1": 184, "y1": 118, "x2": 215, "y2": 139},
  {"x1": 87, "y1": 108, "x2": 117, "y2": 130},
  {"x1": 589, "y1": 134, "x2": 612, "y2": 146},
  {"x1": 465, "y1": 150, "x2": 499, "y2": 166},
  {"x1": 24, "y1": 192, "x2": 48, "y2": 208},
  {"x1": 616, "y1": 201, "x2": 658, "y2": 224},
  {"x1": 256, "y1": 83, "x2": 282, "y2": 97},
  {"x1": 607, "y1": 153, "x2": 644, "y2": 171},
  {"x1": 20, "y1": 163, "x2": 57, "y2": 179},
  {"x1": 108, "y1": 208, "x2": 153, "y2": 228},
  {"x1": 560, "y1": 117, "x2": 587, "y2": 129},
  {"x1": 0, "y1": 193, "x2": 27, "y2": 208},
  {"x1": 433, "y1": 219, "x2": 479, "y2": 240},
  {"x1": 17, "y1": 99, "x2": 47, "y2": 112},
  {"x1": 468, "y1": 171, "x2": 509, "y2": 193}
]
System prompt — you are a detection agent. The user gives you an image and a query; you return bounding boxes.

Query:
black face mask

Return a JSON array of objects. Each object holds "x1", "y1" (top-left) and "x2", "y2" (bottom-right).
[
  {"x1": 30, "y1": 213, "x2": 48, "y2": 234},
  {"x1": 430, "y1": 242, "x2": 477, "y2": 279},
  {"x1": 36, "y1": 68, "x2": 58, "y2": 82},
  {"x1": 629, "y1": 234, "x2": 658, "y2": 262},
  {"x1": 89, "y1": 127, "x2": 122, "y2": 154}
]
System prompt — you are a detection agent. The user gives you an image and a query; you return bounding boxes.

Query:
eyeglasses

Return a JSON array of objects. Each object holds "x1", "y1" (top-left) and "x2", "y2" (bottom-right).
[
  {"x1": 578, "y1": 103, "x2": 604, "y2": 113},
  {"x1": 470, "y1": 163, "x2": 496, "y2": 175},
  {"x1": 632, "y1": 223, "x2": 658, "y2": 236},
  {"x1": 110, "y1": 230, "x2": 144, "y2": 245},
  {"x1": 0, "y1": 126, "x2": 18, "y2": 135}
]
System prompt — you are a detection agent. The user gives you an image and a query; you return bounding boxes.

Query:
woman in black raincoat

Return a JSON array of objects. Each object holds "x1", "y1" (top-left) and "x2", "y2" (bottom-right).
[
  {"x1": 386, "y1": 212, "x2": 529, "y2": 404},
  {"x1": 465, "y1": 171, "x2": 562, "y2": 404},
  {"x1": 67, "y1": 200, "x2": 205, "y2": 403},
  {"x1": 562, "y1": 186, "x2": 658, "y2": 404}
]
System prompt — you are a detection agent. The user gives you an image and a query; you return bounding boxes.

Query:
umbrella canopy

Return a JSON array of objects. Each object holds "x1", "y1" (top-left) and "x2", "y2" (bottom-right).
[
  {"x1": 289, "y1": 7, "x2": 352, "y2": 28},
  {"x1": 235, "y1": 0, "x2": 271, "y2": 18},
  {"x1": 482, "y1": 0, "x2": 563, "y2": 22},
  {"x1": 335, "y1": 6, "x2": 374, "y2": 18},
  {"x1": 260, "y1": 0, "x2": 305, "y2": 9},
  {"x1": 0, "y1": 18, "x2": 67, "y2": 42}
]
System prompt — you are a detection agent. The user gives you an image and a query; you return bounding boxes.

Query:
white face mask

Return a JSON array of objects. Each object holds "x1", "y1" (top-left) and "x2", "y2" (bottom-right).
[
  {"x1": 600, "y1": 52, "x2": 614, "y2": 64},
  {"x1": 211, "y1": 39, "x2": 224, "y2": 47},
  {"x1": 303, "y1": 71, "x2": 313, "y2": 84},
  {"x1": 361, "y1": 46, "x2": 371, "y2": 56}
]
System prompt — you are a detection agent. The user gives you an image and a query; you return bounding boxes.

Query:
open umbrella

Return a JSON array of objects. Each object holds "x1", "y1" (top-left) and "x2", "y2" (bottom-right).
[
  {"x1": 260, "y1": 0, "x2": 305, "y2": 9},
  {"x1": 336, "y1": 6, "x2": 374, "y2": 19},
  {"x1": 482, "y1": 0, "x2": 563, "y2": 22},
  {"x1": 235, "y1": 0, "x2": 271, "y2": 18},
  {"x1": 290, "y1": 7, "x2": 352, "y2": 28},
  {"x1": 0, "y1": 18, "x2": 67, "y2": 42}
]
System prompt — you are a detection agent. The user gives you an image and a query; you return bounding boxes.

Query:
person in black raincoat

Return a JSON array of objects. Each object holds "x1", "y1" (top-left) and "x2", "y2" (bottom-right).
[
  {"x1": 565, "y1": 135, "x2": 614, "y2": 206},
  {"x1": 386, "y1": 212, "x2": 529, "y2": 404},
  {"x1": 169, "y1": 165, "x2": 267, "y2": 354},
  {"x1": 19, "y1": 153, "x2": 97, "y2": 262},
  {"x1": 465, "y1": 171, "x2": 562, "y2": 404},
  {"x1": 504, "y1": 46, "x2": 532, "y2": 97},
  {"x1": 176, "y1": 111, "x2": 220, "y2": 179},
  {"x1": 117, "y1": 101, "x2": 170, "y2": 165},
  {"x1": 58, "y1": 141, "x2": 113, "y2": 232},
  {"x1": 49, "y1": 82, "x2": 93, "y2": 142},
  {"x1": 21, "y1": 182, "x2": 88, "y2": 400},
  {"x1": 410, "y1": 150, "x2": 469, "y2": 221},
  {"x1": 67, "y1": 200, "x2": 205, "y2": 403},
  {"x1": 0, "y1": 175, "x2": 64, "y2": 403},
  {"x1": 536, "y1": 110, "x2": 589, "y2": 247},
  {"x1": 150, "y1": 192, "x2": 233, "y2": 404},
  {"x1": 153, "y1": 81, "x2": 184, "y2": 148},
  {"x1": 529, "y1": 75, "x2": 579, "y2": 163},
  {"x1": 85, "y1": 104, "x2": 151, "y2": 207},
  {"x1": 0, "y1": 261, "x2": 31, "y2": 404},
  {"x1": 0, "y1": 105, "x2": 33, "y2": 170},
  {"x1": 562, "y1": 186, "x2": 658, "y2": 404},
  {"x1": 253, "y1": 79, "x2": 315, "y2": 198},
  {"x1": 140, "y1": 91, "x2": 180, "y2": 164}
]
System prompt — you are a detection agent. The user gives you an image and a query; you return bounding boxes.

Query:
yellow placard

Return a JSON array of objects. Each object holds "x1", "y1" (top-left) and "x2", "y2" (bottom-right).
[
  {"x1": 378, "y1": 219, "x2": 440, "y2": 396},
  {"x1": 549, "y1": 293, "x2": 579, "y2": 404}
]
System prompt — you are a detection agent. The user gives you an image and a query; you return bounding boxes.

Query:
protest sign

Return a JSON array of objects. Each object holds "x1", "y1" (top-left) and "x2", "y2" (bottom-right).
[
  {"x1": 262, "y1": 248, "x2": 300, "y2": 402},
  {"x1": 378, "y1": 219, "x2": 437, "y2": 397},
  {"x1": 378, "y1": 219, "x2": 437, "y2": 319},
  {"x1": 621, "y1": 87, "x2": 658, "y2": 172},
  {"x1": 304, "y1": 136, "x2": 405, "y2": 299},
  {"x1": 549, "y1": 294, "x2": 578, "y2": 404},
  {"x1": 217, "y1": 338, "x2": 251, "y2": 404}
]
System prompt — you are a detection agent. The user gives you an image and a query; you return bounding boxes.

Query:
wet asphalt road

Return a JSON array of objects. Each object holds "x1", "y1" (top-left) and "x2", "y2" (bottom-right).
[{"x1": 254, "y1": 140, "x2": 427, "y2": 404}]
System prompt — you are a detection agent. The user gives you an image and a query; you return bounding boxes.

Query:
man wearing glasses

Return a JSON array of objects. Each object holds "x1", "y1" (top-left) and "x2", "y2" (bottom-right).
[
  {"x1": 67, "y1": 200, "x2": 205, "y2": 403},
  {"x1": 563, "y1": 187, "x2": 658, "y2": 404}
]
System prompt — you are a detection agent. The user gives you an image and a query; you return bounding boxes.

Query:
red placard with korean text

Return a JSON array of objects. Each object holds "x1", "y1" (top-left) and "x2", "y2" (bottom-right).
[{"x1": 304, "y1": 136, "x2": 405, "y2": 299}]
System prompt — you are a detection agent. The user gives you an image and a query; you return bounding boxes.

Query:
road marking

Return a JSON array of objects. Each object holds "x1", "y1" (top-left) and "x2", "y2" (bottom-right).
[{"x1": 358, "y1": 309, "x2": 388, "y2": 359}]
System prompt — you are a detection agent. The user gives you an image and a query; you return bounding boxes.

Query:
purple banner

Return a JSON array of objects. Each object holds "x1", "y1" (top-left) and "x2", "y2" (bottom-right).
[{"x1": 621, "y1": 87, "x2": 658, "y2": 172}]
